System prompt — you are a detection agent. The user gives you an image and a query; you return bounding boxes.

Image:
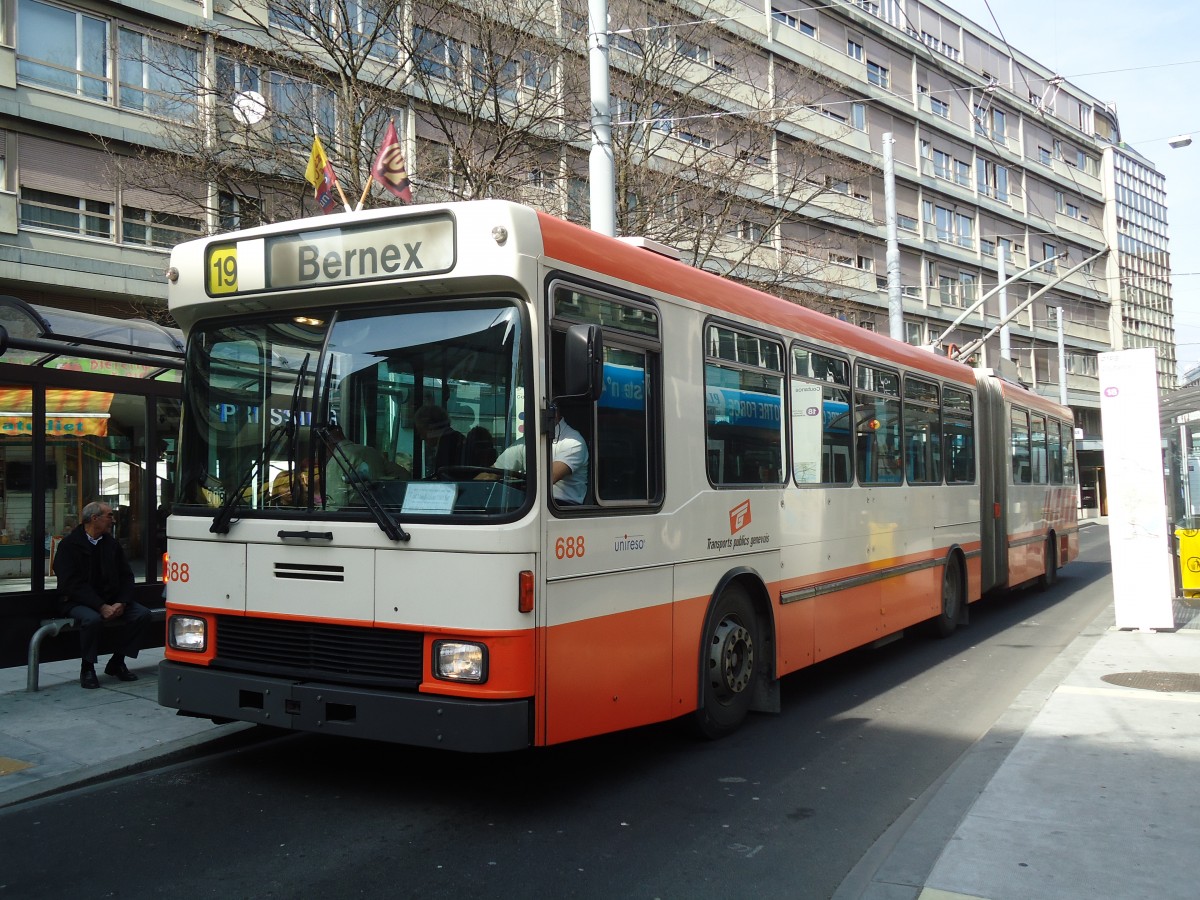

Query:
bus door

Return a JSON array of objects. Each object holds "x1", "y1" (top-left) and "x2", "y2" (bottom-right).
[{"x1": 539, "y1": 295, "x2": 673, "y2": 744}]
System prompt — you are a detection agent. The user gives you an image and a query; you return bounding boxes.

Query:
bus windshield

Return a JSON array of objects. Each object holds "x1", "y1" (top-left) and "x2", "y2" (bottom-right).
[{"x1": 175, "y1": 301, "x2": 528, "y2": 523}]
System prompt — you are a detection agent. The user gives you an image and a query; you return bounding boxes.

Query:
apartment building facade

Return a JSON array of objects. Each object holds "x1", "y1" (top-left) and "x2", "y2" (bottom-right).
[{"x1": 0, "y1": 0, "x2": 1177, "y2": 585}]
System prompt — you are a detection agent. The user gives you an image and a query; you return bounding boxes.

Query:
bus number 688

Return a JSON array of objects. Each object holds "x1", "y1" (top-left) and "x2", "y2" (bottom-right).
[{"x1": 555, "y1": 536, "x2": 585, "y2": 559}]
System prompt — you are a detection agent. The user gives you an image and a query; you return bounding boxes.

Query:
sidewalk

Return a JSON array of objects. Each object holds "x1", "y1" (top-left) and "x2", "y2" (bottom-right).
[
  {"x1": 0, "y1": 648, "x2": 249, "y2": 809},
  {"x1": 838, "y1": 598, "x2": 1200, "y2": 899}
]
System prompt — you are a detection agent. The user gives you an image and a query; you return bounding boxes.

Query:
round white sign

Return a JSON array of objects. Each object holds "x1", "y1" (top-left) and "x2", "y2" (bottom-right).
[{"x1": 231, "y1": 90, "x2": 267, "y2": 126}]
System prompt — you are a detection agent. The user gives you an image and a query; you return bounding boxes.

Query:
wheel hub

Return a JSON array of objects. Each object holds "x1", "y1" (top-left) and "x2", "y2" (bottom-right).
[{"x1": 709, "y1": 617, "x2": 754, "y2": 696}]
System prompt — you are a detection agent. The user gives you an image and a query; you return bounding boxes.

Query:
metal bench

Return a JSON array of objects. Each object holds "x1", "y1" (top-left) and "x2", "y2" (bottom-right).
[{"x1": 26, "y1": 607, "x2": 166, "y2": 692}]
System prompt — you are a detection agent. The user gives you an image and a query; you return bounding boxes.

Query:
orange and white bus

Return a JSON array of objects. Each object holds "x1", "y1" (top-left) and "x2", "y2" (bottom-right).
[{"x1": 159, "y1": 200, "x2": 1077, "y2": 751}]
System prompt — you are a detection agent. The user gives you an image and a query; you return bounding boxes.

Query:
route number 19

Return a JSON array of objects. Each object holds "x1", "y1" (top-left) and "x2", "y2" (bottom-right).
[{"x1": 208, "y1": 245, "x2": 239, "y2": 295}]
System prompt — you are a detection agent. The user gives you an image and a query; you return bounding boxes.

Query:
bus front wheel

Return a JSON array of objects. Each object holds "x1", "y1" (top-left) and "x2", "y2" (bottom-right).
[{"x1": 694, "y1": 584, "x2": 760, "y2": 739}]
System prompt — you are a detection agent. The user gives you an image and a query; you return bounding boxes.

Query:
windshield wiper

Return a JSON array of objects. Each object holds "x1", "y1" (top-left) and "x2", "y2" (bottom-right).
[
  {"x1": 209, "y1": 422, "x2": 289, "y2": 534},
  {"x1": 312, "y1": 425, "x2": 410, "y2": 542},
  {"x1": 210, "y1": 355, "x2": 311, "y2": 535}
]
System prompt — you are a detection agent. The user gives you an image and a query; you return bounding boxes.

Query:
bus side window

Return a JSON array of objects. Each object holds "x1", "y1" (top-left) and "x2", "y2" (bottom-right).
[{"x1": 705, "y1": 325, "x2": 784, "y2": 488}]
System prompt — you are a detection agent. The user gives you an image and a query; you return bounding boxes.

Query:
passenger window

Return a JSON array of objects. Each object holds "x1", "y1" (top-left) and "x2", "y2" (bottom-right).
[
  {"x1": 1010, "y1": 407, "x2": 1031, "y2": 484},
  {"x1": 790, "y1": 346, "x2": 851, "y2": 485},
  {"x1": 903, "y1": 377, "x2": 942, "y2": 484},
  {"x1": 705, "y1": 324, "x2": 784, "y2": 486},
  {"x1": 855, "y1": 363, "x2": 901, "y2": 485},
  {"x1": 943, "y1": 387, "x2": 975, "y2": 483}
]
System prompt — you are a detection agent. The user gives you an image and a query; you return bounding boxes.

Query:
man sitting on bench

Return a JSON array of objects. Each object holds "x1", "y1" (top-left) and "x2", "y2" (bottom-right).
[{"x1": 52, "y1": 501, "x2": 151, "y2": 689}]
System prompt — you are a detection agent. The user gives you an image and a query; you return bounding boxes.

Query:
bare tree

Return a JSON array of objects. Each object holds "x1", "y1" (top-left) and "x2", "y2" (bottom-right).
[
  {"x1": 108, "y1": 0, "x2": 879, "y2": 307},
  {"x1": 590, "y1": 0, "x2": 879, "y2": 299}
]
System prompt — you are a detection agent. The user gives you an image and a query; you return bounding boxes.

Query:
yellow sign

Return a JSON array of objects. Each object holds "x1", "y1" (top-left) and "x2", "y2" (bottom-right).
[{"x1": 208, "y1": 244, "x2": 239, "y2": 295}]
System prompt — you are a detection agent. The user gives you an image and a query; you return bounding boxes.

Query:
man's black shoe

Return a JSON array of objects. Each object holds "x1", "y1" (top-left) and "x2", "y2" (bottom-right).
[
  {"x1": 80, "y1": 665, "x2": 100, "y2": 689},
  {"x1": 104, "y1": 659, "x2": 138, "y2": 682}
]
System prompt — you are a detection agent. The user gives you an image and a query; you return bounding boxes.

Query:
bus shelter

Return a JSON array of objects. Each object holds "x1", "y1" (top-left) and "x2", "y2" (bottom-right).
[{"x1": 0, "y1": 295, "x2": 182, "y2": 668}]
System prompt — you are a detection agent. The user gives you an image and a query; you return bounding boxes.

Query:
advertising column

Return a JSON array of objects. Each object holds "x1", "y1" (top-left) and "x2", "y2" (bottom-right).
[{"x1": 1098, "y1": 348, "x2": 1174, "y2": 629}]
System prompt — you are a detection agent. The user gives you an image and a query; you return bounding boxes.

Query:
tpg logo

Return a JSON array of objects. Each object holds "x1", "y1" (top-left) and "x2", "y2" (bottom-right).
[{"x1": 729, "y1": 500, "x2": 751, "y2": 534}]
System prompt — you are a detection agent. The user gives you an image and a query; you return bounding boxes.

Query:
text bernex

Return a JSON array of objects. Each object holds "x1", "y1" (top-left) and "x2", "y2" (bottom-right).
[{"x1": 266, "y1": 216, "x2": 455, "y2": 290}]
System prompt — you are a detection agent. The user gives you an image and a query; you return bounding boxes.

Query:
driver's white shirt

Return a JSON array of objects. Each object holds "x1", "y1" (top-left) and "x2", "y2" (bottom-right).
[{"x1": 494, "y1": 418, "x2": 588, "y2": 504}]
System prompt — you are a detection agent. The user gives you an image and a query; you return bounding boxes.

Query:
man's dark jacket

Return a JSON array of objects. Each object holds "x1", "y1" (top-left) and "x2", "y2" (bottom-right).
[{"x1": 52, "y1": 524, "x2": 135, "y2": 614}]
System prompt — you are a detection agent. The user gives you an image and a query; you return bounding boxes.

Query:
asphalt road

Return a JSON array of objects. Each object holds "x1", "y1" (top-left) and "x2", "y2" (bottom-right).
[{"x1": 0, "y1": 526, "x2": 1112, "y2": 900}]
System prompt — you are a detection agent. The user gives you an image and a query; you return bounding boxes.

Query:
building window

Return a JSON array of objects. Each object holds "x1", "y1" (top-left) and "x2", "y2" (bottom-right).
[
  {"x1": 1042, "y1": 242, "x2": 1058, "y2": 272},
  {"x1": 1039, "y1": 145, "x2": 1052, "y2": 166},
  {"x1": 414, "y1": 27, "x2": 461, "y2": 80},
  {"x1": 850, "y1": 102, "x2": 867, "y2": 131},
  {"x1": 954, "y1": 213, "x2": 974, "y2": 249},
  {"x1": 216, "y1": 55, "x2": 261, "y2": 98},
  {"x1": 897, "y1": 213, "x2": 918, "y2": 232},
  {"x1": 19, "y1": 188, "x2": 112, "y2": 239},
  {"x1": 931, "y1": 97, "x2": 949, "y2": 118},
  {"x1": 731, "y1": 220, "x2": 767, "y2": 243},
  {"x1": 959, "y1": 271, "x2": 977, "y2": 305},
  {"x1": 847, "y1": 39, "x2": 863, "y2": 61},
  {"x1": 675, "y1": 35, "x2": 711, "y2": 66},
  {"x1": 938, "y1": 273, "x2": 961, "y2": 307},
  {"x1": 118, "y1": 28, "x2": 200, "y2": 121},
  {"x1": 16, "y1": 0, "x2": 110, "y2": 101},
  {"x1": 773, "y1": 8, "x2": 814, "y2": 35},
  {"x1": 219, "y1": 192, "x2": 262, "y2": 232},
  {"x1": 523, "y1": 51, "x2": 552, "y2": 92},
  {"x1": 268, "y1": 73, "x2": 336, "y2": 146},
  {"x1": 471, "y1": 47, "x2": 519, "y2": 101},
  {"x1": 122, "y1": 207, "x2": 203, "y2": 248},
  {"x1": 974, "y1": 104, "x2": 1007, "y2": 141},
  {"x1": 905, "y1": 321, "x2": 923, "y2": 345},
  {"x1": 976, "y1": 158, "x2": 1009, "y2": 202},
  {"x1": 933, "y1": 149, "x2": 951, "y2": 180},
  {"x1": 867, "y1": 61, "x2": 889, "y2": 89}
]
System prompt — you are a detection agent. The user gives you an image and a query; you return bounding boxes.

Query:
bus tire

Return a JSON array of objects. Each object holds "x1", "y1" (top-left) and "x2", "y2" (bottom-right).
[
  {"x1": 1038, "y1": 535, "x2": 1058, "y2": 590},
  {"x1": 693, "y1": 583, "x2": 760, "y2": 739},
  {"x1": 934, "y1": 555, "x2": 964, "y2": 638}
]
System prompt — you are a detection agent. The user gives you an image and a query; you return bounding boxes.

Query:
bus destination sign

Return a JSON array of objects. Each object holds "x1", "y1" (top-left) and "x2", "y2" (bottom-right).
[{"x1": 206, "y1": 215, "x2": 456, "y2": 297}]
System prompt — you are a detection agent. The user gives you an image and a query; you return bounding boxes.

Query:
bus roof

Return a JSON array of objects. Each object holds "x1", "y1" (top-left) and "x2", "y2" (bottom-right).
[{"x1": 536, "y1": 211, "x2": 976, "y2": 387}]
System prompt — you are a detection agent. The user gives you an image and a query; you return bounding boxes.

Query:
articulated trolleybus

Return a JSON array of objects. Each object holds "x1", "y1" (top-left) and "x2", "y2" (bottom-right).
[{"x1": 160, "y1": 200, "x2": 1077, "y2": 751}]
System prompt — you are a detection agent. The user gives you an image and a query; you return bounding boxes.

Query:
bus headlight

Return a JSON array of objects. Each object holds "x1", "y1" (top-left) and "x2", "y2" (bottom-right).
[
  {"x1": 168, "y1": 615, "x2": 208, "y2": 652},
  {"x1": 434, "y1": 641, "x2": 487, "y2": 683}
]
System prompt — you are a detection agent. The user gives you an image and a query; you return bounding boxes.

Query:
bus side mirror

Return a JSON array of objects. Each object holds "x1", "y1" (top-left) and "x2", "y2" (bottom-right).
[{"x1": 562, "y1": 323, "x2": 603, "y2": 402}]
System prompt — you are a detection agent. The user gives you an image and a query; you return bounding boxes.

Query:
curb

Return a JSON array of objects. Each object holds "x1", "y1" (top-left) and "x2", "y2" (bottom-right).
[
  {"x1": 831, "y1": 603, "x2": 1115, "y2": 899},
  {"x1": 0, "y1": 721, "x2": 262, "y2": 810}
]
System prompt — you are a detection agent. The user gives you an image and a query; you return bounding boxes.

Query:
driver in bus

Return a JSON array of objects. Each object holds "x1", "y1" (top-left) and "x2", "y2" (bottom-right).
[{"x1": 488, "y1": 408, "x2": 588, "y2": 504}]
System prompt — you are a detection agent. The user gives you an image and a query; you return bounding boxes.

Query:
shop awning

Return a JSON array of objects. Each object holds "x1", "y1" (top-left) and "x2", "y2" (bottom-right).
[{"x1": 0, "y1": 388, "x2": 113, "y2": 437}]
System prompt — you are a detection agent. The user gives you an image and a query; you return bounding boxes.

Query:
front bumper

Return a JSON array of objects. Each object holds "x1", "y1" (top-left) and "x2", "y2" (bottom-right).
[{"x1": 158, "y1": 660, "x2": 532, "y2": 752}]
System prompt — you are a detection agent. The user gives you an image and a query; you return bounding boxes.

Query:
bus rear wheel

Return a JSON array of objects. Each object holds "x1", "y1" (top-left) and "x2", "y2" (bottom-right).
[
  {"x1": 1038, "y1": 535, "x2": 1058, "y2": 590},
  {"x1": 694, "y1": 584, "x2": 760, "y2": 739},
  {"x1": 934, "y1": 555, "x2": 964, "y2": 638}
]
